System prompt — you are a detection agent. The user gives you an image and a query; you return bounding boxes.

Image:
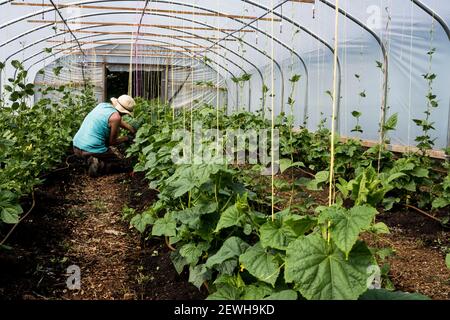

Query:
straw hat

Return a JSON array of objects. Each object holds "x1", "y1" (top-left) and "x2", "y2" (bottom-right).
[{"x1": 111, "y1": 95, "x2": 135, "y2": 115}]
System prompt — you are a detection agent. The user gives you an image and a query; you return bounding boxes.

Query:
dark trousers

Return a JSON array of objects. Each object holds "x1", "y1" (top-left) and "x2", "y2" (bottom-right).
[{"x1": 73, "y1": 146, "x2": 131, "y2": 174}]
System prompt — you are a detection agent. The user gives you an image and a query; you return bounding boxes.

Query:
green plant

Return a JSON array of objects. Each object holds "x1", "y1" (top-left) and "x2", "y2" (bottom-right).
[
  {"x1": 231, "y1": 73, "x2": 251, "y2": 111},
  {"x1": 351, "y1": 111, "x2": 363, "y2": 134},
  {"x1": 122, "y1": 97, "x2": 442, "y2": 300},
  {"x1": 413, "y1": 46, "x2": 438, "y2": 153},
  {"x1": 432, "y1": 173, "x2": 450, "y2": 210},
  {"x1": 336, "y1": 166, "x2": 402, "y2": 209},
  {"x1": 287, "y1": 74, "x2": 301, "y2": 115},
  {"x1": 0, "y1": 60, "x2": 95, "y2": 226},
  {"x1": 123, "y1": 101, "x2": 393, "y2": 300}
]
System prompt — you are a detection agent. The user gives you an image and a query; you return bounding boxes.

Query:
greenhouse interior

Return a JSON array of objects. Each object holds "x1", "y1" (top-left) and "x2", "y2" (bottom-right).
[{"x1": 0, "y1": 0, "x2": 449, "y2": 302}]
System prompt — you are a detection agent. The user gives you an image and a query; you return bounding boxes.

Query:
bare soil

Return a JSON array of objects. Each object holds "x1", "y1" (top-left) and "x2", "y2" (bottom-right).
[
  {"x1": 368, "y1": 209, "x2": 450, "y2": 300},
  {"x1": 0, "y1": 162, "x2": 205, "y2": 300}
]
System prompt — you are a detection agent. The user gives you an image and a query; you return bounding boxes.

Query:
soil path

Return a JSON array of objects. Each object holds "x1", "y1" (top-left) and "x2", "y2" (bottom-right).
[{"x1": 0, "y1": 166, "x2": 204, "y2": 300}]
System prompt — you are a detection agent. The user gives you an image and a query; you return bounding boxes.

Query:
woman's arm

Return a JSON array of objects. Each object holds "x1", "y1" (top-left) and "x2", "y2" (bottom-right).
[
  {"x1": 109, "y1": 113, "x2": 129, "y2": 146},
  {"x1": 120, "y1": 119, "x2": 136, "y2": 134}
]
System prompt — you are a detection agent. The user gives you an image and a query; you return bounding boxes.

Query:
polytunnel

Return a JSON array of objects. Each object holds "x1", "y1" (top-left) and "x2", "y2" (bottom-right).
[
  {"x1": 1, "y1": 0, "x2": 449, "y2": 152},
  {"x1": 1, "y1": 0, "x2": 450, "y2": 302}
]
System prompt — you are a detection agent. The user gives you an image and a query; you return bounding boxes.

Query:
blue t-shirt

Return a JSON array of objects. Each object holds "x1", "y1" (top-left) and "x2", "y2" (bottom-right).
[{"x1": 73, "y1": 102, "x2": 118, "y2": 154}]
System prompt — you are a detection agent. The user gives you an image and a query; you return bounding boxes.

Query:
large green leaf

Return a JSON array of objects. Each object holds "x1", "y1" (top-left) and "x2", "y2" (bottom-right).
[
  {"x1": 284, "y1": 215, "x2": 317, "y2": 236},
  {"x1": 411, "y1": 167, "x2": 428, "y2": 178},
  {"x1": 151, "y1": 216, "x2": 177, "y2": 237},
  {"x1": 170, "y1": 250, "x2": 188, "y2": 274},
  {"x1": 279, "y1": 158, "x2": 304, "y2": 173},
  {"x1": 0, "y1": 191, "x2": 22, "y2": 224},
  {"x1": 188, "y1": 264, "x2": 211, "y2": 289},
  {"x1": 260, "y1": 220, "x2": 297, "y2": 250},
  {"x1": 207, "y1": 284, "x2": 241, "y2": 300},
  {"x1": 179, "y1": 242, "x2": 210, "y2": 265},
  {"x1": 239, "y1": 242, "x2": 280, "y2": 287},
  {"x1": 171, "y1": 202, "x2": 217, "y2": 229},
  {"x1": 165, "y1": 163, "x2": 227, "y2": 198},
  {"x1": 320, "y1": 205, "x2": 377, "y2": 257},
  {"x1": 368, "y1": 222, "x2": 390, "y2": 235},
  {"x1": 264, "y1": 290, "x2": 298, "y2": 300},
  {"x1": 206, "y1": 237, "x2": 249, "y2": 268},
  {"x1": 383, "y1": 113, "x2": 398, "y2": 131},
  {"x1": 130, "y1": 210, "x2": 156, "y2": 233},
  {"x1": 213, "y1": 274, "x2": 245, "y2": 289},
  {"x1": 215, "y1": 260, "x2": 239, "y2": 276},
  {"x1": 1, "y1": 204, "x2": 22, "y2": 224},
  {"x1": 432, "y1": 197, "x2": 449, "y2": 209},
  {"x1": 306, "y1": 171, "x2": 329, "y2": 191},
  {"x1": 359, "y1": 289, "x2": 430, "y2": 300},
  {"x1": 285, "y1": 234, "x2": 376, "y2": 300},
  {"x1": 241, "y1": 283, "x2": 273, "y2": 300},
  {"x1": 214, "y1": 205, "x2": 243, "y2": 232}
]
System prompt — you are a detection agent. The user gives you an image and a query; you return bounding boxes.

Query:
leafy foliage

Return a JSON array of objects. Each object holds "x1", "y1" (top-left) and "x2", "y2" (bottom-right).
[
  {"x1": 0, "y1": 60, "x2": 96, "y2": 225},
  {"x1": 123, "y1": 101, "x2": 407, "y2": 300},
  {"x1": 123, "y1": 94, "x2": 443, "y2": 299}
]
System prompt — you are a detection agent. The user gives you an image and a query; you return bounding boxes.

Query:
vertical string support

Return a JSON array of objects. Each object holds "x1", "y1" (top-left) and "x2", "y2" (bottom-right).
[
  {"x1": 128, "y1": 37, "x2": 134, "y2": 95},
  {"x1": 377, "y1": 8, "x2": 391, "y2": 173},
  {"x1": 216, "y1": 0, "x2": 220, "y2": 145},
  {"x1": 328, "y1": 0, "x2": 340, "y2": 211},
  {"x1": 270, "y1": 0, "x2": 275, "y2": 222}
]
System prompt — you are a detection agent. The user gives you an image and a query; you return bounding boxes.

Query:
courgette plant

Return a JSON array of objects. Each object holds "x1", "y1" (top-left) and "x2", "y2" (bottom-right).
[{"x1": 124, "y1": 101, "x2": 432, "y2": 300}]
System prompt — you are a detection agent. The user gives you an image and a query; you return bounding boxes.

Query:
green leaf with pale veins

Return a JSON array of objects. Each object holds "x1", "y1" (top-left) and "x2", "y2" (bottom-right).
[
  {"x1": 320, "y1": 205, "x2": 377, "y2": 257},
  {"x1": 1, "y1": 204, "x2": 22, "y2": 224},
  {"x1": 285, "y1": 234, "x2": 376, "y2": 300},
  {"x1": 206, "y1": 237, "x2": 249, "y2": 268},
  {"x1": 188, "y1": 264, "x2": 211, "y2": 289},
  {"x1": 241, "y1": 283, "x2": 273, "y2": 300},
  {"x1": 260, "y1": 219, "x2": 297, "y2": 250},
  {"x1": 207, "y1": 284, "x2": 242, "y2": 300},
  {"x1": 171, "y1": 202, "x2": 217, "y2": 229},
  {"x1": 383, "y1": 113, "x2": 398, "y2": 131},
  {"x1": 170, "y1": 250, "x2": 188, "y2": 274},
  {"x1": 239, "y1": 242, "x2": 280, "y2": 287},
  {"x1": 432, "y1": 197, "x2": 449, "y2": 209},
  {"x1": 279, "y1": 158, "x2": 304, "y2": 174},
  {"x1": 151, "y1": 216, "x2": 177, "y2": 237},
  {"x1": 213, "y1": 274, "x2": 245, "y2": 289},
  {"x1": 368, "y1": 222, "x2": 390, "y2": 235},
  {"x1": 215, "y1": 205, "x2": 243, "y2": 232},
  {"x1": 179, "y1": 242, "x2": 210, "y2": 265},
  {"x1": 130, "y1": 211, "x2": 156, "y2": 233},
  {"x1": 215, "y1": 259, "x2": 238, "y2": 275},
  {"x1": 283, "y1": 215, "x2": 317, "y2": 236}
]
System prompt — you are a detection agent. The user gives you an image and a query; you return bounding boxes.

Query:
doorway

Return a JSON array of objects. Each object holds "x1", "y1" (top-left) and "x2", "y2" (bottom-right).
[{"x1": 105, "y1": 65, "x2": 163, "y2": 101}]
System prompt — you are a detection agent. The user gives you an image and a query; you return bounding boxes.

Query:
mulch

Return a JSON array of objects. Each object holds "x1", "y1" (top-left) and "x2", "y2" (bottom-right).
[{"x1": 0, "y1": 163, "x2": 205, "y2": 300}]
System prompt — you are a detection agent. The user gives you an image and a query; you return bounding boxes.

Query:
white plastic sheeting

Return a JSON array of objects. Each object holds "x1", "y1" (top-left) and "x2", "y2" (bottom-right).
[
  {"x1": 0, "y1": 0, "x2": 449, "y2": 149},
  {"x1": 33, "y1": 43, "x2": 228, "y2": 108},
  {"x1": 33, "y1": 57, "x2": 104, "y2": 102}
]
